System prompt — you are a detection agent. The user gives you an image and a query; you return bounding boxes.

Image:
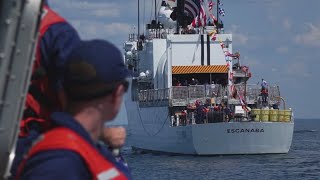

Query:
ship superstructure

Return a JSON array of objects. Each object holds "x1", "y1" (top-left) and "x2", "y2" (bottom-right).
[{"x1": 124, "y1": 0, "x2": 294, "y2": 155}]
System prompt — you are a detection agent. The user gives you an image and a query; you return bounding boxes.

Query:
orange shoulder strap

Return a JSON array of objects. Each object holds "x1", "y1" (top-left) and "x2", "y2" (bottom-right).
[
  {"x1": 26, "y1": 5, "x2": 67, "y2": 119},
  {"x1": 17, "y1": 127, "x2": 128, "y2": 180},
  {"x1": 39, "y1": 6, "x2": 66, "y2": 36}
]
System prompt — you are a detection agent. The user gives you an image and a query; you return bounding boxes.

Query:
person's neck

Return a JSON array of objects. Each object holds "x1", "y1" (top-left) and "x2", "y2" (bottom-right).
[{"x1": 73, "y1": 108, "x2": 103, "y2": 142}]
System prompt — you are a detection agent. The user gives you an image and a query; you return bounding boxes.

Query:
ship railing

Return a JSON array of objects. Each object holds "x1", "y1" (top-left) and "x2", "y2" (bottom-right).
[
  {"x1": 187, "y1": 85, "x2": 207, "y2": 105},
  {"x1": 188, "y1": 85, "x2": 205, "y2": 98},
  {"x1": 171, "y1": 86, "x2": 188, "y2": 99},
  {"x1": 232, "y1": 84, "x2": 246, "y2": 97},
  {"x1": 204, "y1": 84, "x2": 222, "y2": 98},
  {"x1": 172, "y1": 107, "x2": 293, "y2": 127},
  {"x1": 219, "y1": 86, "x2": 229, "y2": 97},
  {"x1": 138, "y1": 90, "x2": 147, "y2": 102},
  {"x1": 171, "y1": 86, "x2": 189, "y2": 106},
  {"x1": 138, "y1": 88, "x2": 170, "y2": 104},
  {"x1": 171, "y1": 85, "x2": 229, "y2": 105},
  {"x1": 228, "y1": 84, "x2": 281, "y2": 105},
  {"x1": 138, "y1": 85, "x2": 224, "y2": 101},
  {"x1": 243, "y1": 84, "x2": 261, "y2": 104},
  {"x1": 234, "y1": 84, "x2": 260, "y2": 104},
  {"x1": 146, "y1": 28, "x2": 169, "y2": 40},
  {"x1": 171, "y1": 85, "x2": 222, "y2": 106},
  {"x1": 268, "y1": 85, "x2": 280, "y2": 104},
  {"x1": 243, "y1": 84, "x2": 280, "y2": 105},
  {"x1": 138, "y1": 84, "x2": 281, "y2": 106}
]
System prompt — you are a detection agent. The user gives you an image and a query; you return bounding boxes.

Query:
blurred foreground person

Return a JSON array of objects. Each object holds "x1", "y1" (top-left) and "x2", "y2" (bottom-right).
[
  {"x1": 12, "y1": 1, "x2": 129, "y2": 178},
  {"x1": 16, "y1": 40, "x2": 132, "y2": 180}
]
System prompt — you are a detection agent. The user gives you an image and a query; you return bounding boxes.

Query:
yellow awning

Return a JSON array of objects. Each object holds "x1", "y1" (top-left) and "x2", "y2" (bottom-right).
[{"x1": 172, "y1": 65, "x2": 228, "y2": 74}]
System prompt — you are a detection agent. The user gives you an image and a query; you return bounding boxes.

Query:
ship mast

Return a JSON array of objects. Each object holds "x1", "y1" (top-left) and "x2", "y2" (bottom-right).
[
  {"x1": 154, "y1": 0, "x2": 157, "y2": 23},
  {"x1": 216, "y1": 0, "x2": 220, "y2": 33},
  {"x1": 176, "y1": 0, "x2": 185, "y2": 32},
  {"x1": 138, "y1": 0, "x2": 140, "y2": 39}
]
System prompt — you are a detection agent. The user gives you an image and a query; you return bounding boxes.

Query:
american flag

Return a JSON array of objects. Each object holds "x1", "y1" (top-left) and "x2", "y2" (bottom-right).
[
  {"x1": 191, "y1": 3, "x2": 206, "y2": 27},
  {"x1": 184, "y1": 0, "x2": 201, "y2": 20},
  {"x1": 208, "y1": 0, "x2": 214, "y2": 11}
]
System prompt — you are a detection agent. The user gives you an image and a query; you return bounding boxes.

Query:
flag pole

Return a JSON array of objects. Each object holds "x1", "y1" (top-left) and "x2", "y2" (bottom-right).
[
  {"x1": 155, "y1": 0, "x2": 157, "y2": 23},
  {"x1": 138, "y1": 0, "x2": 140, "y2": 38},
  {"x1": 176, "y1": 0, "x2": 185, "y2": 33},
  {"x1": 216, "y1": 0, "x2": 219, "y2": 33}
]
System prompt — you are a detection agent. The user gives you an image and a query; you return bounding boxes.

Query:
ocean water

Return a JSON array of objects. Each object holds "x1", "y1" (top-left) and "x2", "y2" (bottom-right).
[{"x1": 122, "y1": 119, "x2": 320, "y2": 180}]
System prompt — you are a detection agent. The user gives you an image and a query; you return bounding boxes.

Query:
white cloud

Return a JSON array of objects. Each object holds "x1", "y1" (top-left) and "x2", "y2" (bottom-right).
[
  {"x1": 276, "y1": 46, "x2": 289, "y2": 54},
  {"x1": 302, "y1": 72, "x2": 312, "y2": 78},
  {"x1": 267, "y1": 12, "x2": 276, "y2": 23},
  {"x1": 282, "y1": 18, "x2": 291, "y2": 30},
  {"x1": 104, "y1": 23, "x2": 133, "y2": 36},
  {"x1": 242, "y1": 56, "x2": 262, "y2": 68},
  {"x1": 265, "y1": 0, "x2": 283, "y2": 7},
  {"x1": 70, "y1": 20, "x2": 132, "y2": 40},
  {"x1": 92, "y1": 9, "x2": 120, "y2": 18},
  {"x1": 284, "y1": 61, "x2": 311, "y2": 79},
  {"x1": 228, "y1": 25, "x2": 249, "y2": 45},
  {"x1": 53, "y1": 0, "x2": 117, "y2": 10},
  {"x1": 51, "y1": 0, "x2": 124, "y2": 18},
  {"x1": 234, "y1": 34, "x2": 249, "y2": 45},
  {"x1": 266, "y1": 1, "x2": 285, "y2": 23},
  {"x1": 229, "y1": 25, "x2": 239, "y2": 32},
  {"x1": 295, "y1": 23, "x2": 320, "y2": 47}
]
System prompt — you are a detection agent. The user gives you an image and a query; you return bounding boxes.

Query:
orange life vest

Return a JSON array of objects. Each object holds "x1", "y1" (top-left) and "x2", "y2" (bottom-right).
[
  {"x1": 261, "y1": 89, "x2": 268, "y2": 94},
  {"x1": 20, "y1": 6, "x2": 66, "y2": 137},
  {"x1": 16, "y1": 127, "x2": 128, "y2": 180}
]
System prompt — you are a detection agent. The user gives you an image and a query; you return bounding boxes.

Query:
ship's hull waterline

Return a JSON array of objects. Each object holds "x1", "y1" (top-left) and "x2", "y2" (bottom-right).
[{"x1": 126, "y1": 101, "x2": 294, "y2": 155}]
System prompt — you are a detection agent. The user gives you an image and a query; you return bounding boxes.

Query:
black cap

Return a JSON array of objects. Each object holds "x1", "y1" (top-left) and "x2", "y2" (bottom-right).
[{"x1": 64, "y1": 40, "x2": 132, "y2": 100}]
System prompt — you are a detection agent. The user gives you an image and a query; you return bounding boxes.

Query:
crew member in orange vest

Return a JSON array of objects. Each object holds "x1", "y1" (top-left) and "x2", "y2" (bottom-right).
[
  {"x1": 11, "y1": 1, "x2": 81, "y2": 176},
  {"x1": 261, "y1": 88, "x2": 268, "y2": 104},
  {"x1": 16, "y1": 40, "x2": 132, "y2": 179},
  {"x1": 11, "y1": 1, "x2": 128, "y2": 177}
]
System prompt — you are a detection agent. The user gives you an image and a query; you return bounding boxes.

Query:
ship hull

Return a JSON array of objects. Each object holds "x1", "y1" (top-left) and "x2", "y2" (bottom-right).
[{"x1": 126, "y1": 101, "x2": 294, "y2": 155}]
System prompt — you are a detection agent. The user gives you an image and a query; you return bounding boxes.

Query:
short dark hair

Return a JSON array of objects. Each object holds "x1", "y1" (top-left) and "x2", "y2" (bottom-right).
[{"x1": 64, "y1": 80, "x2": 128, "y2": 102}]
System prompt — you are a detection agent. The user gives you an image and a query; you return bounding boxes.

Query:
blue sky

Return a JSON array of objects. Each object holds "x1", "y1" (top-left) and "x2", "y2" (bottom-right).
[{"x1": 50, "y1": 0, "x2": 320, "y2": 119}]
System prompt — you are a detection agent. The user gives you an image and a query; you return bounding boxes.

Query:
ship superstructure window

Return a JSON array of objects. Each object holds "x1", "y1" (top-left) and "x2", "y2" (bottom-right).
[
  {"x1": 172, "y1": 73, "x2": 228, "y2": 87},
  {"x1": 172, "y1": 65, "x2": 229, "y2": 87}
]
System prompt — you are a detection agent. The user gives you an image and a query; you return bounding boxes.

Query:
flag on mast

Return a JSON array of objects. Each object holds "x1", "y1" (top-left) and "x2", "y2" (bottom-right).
[
  {"x1": 184, "y1": 0, "x2": 201, "y2": 19},
  {"x1": 191, "y1": 1, "x2": 206, "y2": 27},
  {"x1": 208, "y1": 0, "x2": 214, "y2": 10}
]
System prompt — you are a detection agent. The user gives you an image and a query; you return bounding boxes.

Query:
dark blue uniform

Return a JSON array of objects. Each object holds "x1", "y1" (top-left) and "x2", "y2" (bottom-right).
[
  {"x1": 195, "y1": 105, "x2": 206, "y2": 124},
  {"x1": 19, "y1": 112, "x2": 132, "y2": 180},
  {"x1": 10, "y1": 10, "x2": 81, "y2": 178}
]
